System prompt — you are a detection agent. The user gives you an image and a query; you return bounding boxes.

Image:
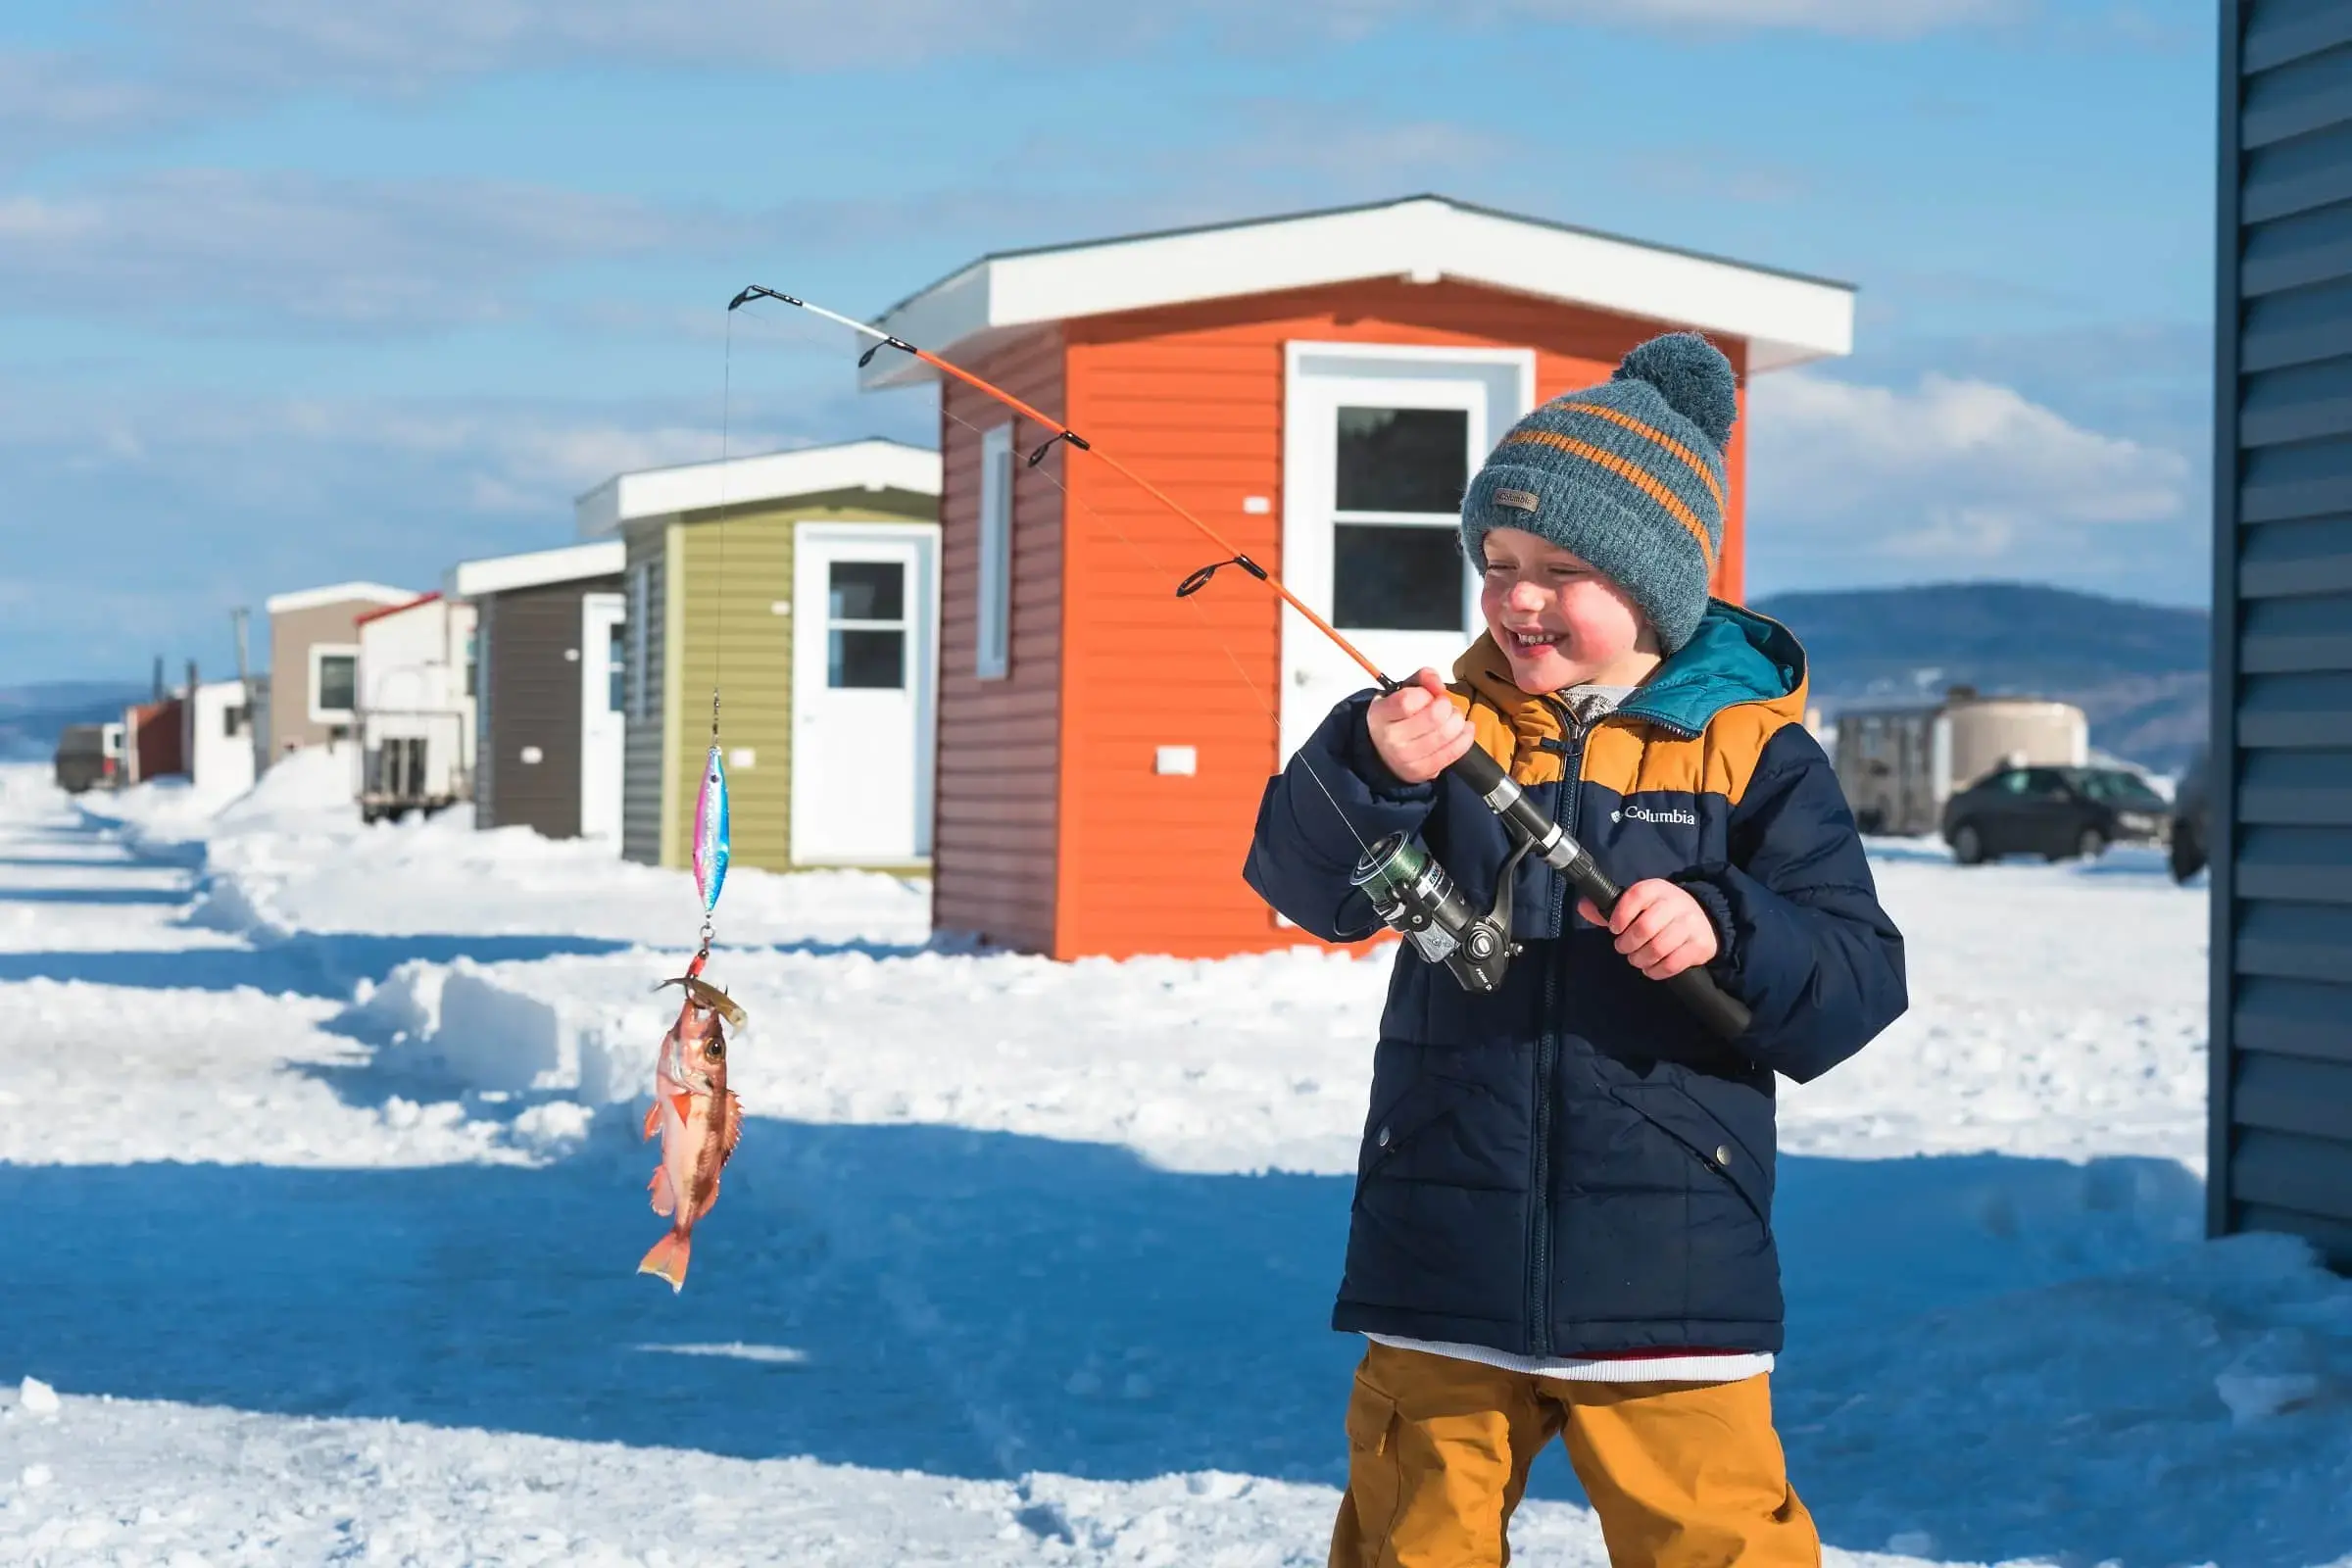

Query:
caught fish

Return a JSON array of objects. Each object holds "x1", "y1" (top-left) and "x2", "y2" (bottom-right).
[
  {"x1": 693, "y1": 745, "x2": 730, "y2": 917},
  {"x1": 637, "y1": 976, "x2": 744, "y2": 1292}
]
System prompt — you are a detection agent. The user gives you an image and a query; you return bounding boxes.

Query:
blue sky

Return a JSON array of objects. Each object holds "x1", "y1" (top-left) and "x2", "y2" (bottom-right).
[{"x1": 1, "y1": 0, "x2": 2213, "y2": 683}]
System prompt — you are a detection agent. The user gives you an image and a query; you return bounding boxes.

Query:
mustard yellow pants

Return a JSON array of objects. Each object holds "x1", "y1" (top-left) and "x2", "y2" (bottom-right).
[{"x1": 1331, "y1": 1343, "x2": 1819, "y2": 1568}]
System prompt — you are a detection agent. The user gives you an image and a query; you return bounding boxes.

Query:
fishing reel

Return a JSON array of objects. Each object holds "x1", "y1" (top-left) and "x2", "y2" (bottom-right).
[{"x1": 1349, "y1": 829, "x2": 1537, "y2": 994}]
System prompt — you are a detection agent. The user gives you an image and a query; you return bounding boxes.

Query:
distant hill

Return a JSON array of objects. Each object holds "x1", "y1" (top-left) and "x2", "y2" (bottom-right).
[
  {"x1": 0, "y1": 682, "x2": 151, "y2": 763},
  {"x1": 1751, "y1": 583, "x2": 2211, "y2": 772}
]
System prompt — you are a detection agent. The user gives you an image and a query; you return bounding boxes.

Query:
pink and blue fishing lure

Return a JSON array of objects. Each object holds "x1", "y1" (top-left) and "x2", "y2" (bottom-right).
[{"x1": 692, "y1": 744, "x2": 730, "y2": 918}]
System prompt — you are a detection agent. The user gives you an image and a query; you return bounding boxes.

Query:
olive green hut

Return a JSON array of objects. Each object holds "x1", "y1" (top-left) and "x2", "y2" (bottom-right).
[{"x1": 574, "y1": 439, "x2": 943, "y2": 873}]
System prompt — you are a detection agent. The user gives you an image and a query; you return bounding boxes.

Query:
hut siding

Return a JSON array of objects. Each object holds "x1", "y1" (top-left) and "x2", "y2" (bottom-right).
[
  {"x1": 2213, "y1": 1, "x2": 2352, "y2": 1270},
  {"x1": 478, "y1": 577, "x2": 615, "y2": 839},
  {"x1": 620, "y1": 493, "x2": 938, "y2": 873},
  {"x1": 267, "y1": 600, "x2": 384, "y2": 755},
  {"x1": 1045, "y1": 278, "x2": 1750, "y2": 960},
  {"x1": 475, "y1": 599, "x2": 496, "y2": 823},
  {"x1": 666, "y1": 511, "x2": 795, "y2": 873},
  {"x1": 933, "y1": 326, "x2": 1067, "y2": 954},
  {"x1": 622, "y1": 531, "x2": 669, "y2": 866}
]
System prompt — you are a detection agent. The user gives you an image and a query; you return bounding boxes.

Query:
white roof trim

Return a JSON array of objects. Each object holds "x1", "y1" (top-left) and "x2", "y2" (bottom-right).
[
  {"x1": 575, "y1": 437, "x2": 941, "y2": 538},
  {"x1": 447, "y1": 540, "x2": 626, "y2": 600},
  {"x1": 265, "y1": 581, "x2": 414, "y2": 616},
  {"x1": 861, "y1": 195, "x2": 1854, "y2": 390}
]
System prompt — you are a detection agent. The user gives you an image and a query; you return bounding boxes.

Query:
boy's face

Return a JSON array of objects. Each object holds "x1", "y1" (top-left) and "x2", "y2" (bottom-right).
[{"x1": 1477, "y1": 527, "x2": 1658, "y2": 695}]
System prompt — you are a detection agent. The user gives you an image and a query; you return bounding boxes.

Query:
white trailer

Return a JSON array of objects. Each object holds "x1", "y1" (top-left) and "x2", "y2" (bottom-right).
[
  {"x1": 1833, "y1": 690, "x2": 2089, "y2": 836},
  {"x1": 356, "y1": 593, "x2": 478, "y2": 822}
]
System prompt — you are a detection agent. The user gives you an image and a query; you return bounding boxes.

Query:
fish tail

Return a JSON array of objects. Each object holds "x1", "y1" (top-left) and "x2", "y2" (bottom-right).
[{"x1": 637, "y1": 1229, "x2": 691, "y2": 1293}]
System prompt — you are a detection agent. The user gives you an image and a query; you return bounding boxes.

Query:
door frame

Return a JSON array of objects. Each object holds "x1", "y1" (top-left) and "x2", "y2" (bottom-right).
[
  {"x1": 1279, "y1": 340, "x2": 1537, "y2": 761},
  {"x1": 789, "y1": 520, "x2": 943, "y2": 867},
  {"x1": 578, "y1": 591, "x2": 626, "y2": 845}
]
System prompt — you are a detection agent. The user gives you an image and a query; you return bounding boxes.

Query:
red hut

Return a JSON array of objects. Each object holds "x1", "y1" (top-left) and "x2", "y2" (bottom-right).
[{"x1": 861, "y1": 195, "x2": 1854, "y2": 960}]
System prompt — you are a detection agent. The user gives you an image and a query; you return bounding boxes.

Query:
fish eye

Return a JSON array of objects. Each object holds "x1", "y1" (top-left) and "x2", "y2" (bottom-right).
[{"x1": 705, "y1": 1041, "x2": 724, "y2": 1061}]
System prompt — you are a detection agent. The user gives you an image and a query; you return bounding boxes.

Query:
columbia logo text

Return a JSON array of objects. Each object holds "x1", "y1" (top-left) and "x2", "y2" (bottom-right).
[{"x1": 1613, "y1": 805, "x2": 1698, "y2": 827}]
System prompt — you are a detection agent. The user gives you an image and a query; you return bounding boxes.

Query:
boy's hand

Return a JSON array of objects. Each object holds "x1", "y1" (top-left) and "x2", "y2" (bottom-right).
[
  {"x1": 1577, "y1": 880, "x2": 1720, "y2": 981},
  {"x1": 1365, "y1": 668, "x2": 1475, "y2": 784}
]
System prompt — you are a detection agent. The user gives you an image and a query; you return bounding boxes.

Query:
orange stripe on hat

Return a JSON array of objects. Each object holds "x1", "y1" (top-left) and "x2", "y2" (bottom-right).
[
  {"x1": 1499, "y1": 430, "x2": 1718, "y2": 566},
  {"x1": 1553, "y1": 401, "x2": 1726, "y2": 513}
]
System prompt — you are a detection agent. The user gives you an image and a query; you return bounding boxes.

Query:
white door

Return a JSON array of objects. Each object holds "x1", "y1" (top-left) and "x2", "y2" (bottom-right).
[
  {"x1": 579, "y1": 592, "x2": 626, "y2": 847},
  {"x1": 1280, "y1": 344, "x2": 1536, "y2": 763},
  {"x1": 791, "y1": 524, "x2": 941, "y2": 865}
]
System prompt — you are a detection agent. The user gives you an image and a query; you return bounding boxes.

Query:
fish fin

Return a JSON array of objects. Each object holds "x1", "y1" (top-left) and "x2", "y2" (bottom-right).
[
  {"x1": 641, "y1": 1100, "x2": 661, "y2": 1142},
  {"x1": 722, "y1": 1091, "x2": 745, "y2": 1160},
  {"x1": 668, "y1": 1088, "x2": 694, "y2": 1128},
  {"x1": 637, "y1": 1230, "x2": 690, "y2": 1293},
  {"x1": 648, "y1": 1166, "x2": 677, "y2": 1218}
]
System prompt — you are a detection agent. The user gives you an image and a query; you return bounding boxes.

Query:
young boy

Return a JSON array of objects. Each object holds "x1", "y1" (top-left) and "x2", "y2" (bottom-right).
[{"x1": 1244, "y1": 332, "x2": 1907, "y2": 1568}]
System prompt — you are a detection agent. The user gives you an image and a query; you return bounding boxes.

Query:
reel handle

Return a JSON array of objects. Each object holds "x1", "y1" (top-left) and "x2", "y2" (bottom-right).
[{"x1": 1444, "y1": 747, "x2": 1753, "y2": 1042}]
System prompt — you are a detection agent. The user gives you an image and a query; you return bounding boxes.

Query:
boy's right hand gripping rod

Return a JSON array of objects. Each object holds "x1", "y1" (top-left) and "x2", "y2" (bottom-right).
[{"x1": 1445, "y1": 745, "x2": 1754, "y2": 1041}]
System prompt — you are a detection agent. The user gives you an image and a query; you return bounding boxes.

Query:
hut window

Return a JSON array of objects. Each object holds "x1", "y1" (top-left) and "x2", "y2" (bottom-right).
[
  {"x1": 1333, "y1": 406, "x2": 1470, "y2": 632},
  {"x1": 828, "y1": 561, "x2": 908, "y2": 690},
  {"x1": 977, "y1": 422, "x2": 1014, "y2": 679},
  {"x1": 310, "y1": 645, "x2": 359, "y2": 723}
]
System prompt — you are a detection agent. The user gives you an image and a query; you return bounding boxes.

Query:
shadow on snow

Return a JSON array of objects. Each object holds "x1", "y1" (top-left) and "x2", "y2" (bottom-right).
[
  {"x1": 1, "y1": 1120, "x2": 2318, "y2": 1567},
  {"x1": 0, "y1": 885, "x2": 188, "y2": 906},
  {"x1": 0, "y1": 935, "x2": 634, "y2": 997}
]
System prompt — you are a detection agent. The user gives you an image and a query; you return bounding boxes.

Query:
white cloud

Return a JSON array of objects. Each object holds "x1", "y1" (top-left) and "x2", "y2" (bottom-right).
[
  {"x1": 0, "y1": 49, "x2": 190, "y2": 152},
  {"x1": 0, "y1": 383, "x2": 881, "y2": 676},
  {"x1": 111, "y1": 0, "x2": 2021, "y2": 97},
  {"x1": 1745, "y1": 370, "x2": 2191, "y2": 580},
  {"x1": 17, "y1": 394, "x2": 767, "y2": 511},
  {"x1": 0, "y1": 1, "x2": 2027, "y2": 171},
  {"x1": 1538, "y1": 0, "x2": 2020, "y2": 36},
  {"x1": 0, "y1": 171, "x2": 705, "y2": 330}
]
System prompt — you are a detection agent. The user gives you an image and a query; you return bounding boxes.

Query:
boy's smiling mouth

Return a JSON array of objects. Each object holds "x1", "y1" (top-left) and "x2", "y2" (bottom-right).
[{"x1": 1505, "y1": 627, "x2": 1562, "y2": 653}]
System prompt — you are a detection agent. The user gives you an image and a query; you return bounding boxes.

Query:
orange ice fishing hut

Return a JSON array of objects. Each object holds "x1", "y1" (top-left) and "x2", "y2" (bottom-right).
[{"x1": 858, "y1": 195, "x2": 1855, "y2": 961}]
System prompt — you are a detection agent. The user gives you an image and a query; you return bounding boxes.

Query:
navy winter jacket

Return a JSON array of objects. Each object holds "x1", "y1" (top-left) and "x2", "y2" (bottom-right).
[{"x1": 1243, "y1": 605, "x2": 1907, "y2": 1357}]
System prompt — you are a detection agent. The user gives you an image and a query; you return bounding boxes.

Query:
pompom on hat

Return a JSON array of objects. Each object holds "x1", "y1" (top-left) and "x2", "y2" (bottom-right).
[{"x1": 1459, "y1": 331, "x2": 1738, "y2": 655}]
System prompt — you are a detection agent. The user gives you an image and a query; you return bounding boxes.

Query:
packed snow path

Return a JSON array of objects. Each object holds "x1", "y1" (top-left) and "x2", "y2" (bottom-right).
[{"x1": 0, "y1": 764, "x2": 2346, "y2": 1567}]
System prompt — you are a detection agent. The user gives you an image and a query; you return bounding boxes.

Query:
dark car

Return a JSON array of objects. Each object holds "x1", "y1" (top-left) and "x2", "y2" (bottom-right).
[
  {"x1": 52, "y1": 724, "x2": 112, "y2": 795},
  {"x1": 1941, "y1": 763, "x2": 2171, "y2": 865},
  {"x1": 2169, "y1": 746, "x2": 2209, "y2": 883}
]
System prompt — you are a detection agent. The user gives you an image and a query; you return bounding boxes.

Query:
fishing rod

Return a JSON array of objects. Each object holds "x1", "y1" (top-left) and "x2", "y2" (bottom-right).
[{"x1": 727, "y1": 285, "x2": 1751, "y2": 1042}]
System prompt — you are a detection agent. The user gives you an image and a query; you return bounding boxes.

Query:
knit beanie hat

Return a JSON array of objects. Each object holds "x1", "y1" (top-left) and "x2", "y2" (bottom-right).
[{"x1": 1459, "y1": 332, "x2": 1738, "y2": 655}]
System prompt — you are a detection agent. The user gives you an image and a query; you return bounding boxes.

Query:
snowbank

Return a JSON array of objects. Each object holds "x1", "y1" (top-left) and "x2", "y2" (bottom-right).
[
  {"x1": 349, "y1": 942, "x2": 1386, "y2": 1171},
  {"x1": 88, "y1": 743, "x2": 357, "y2": 849},
  {"x1": 338, "y1": 845, "x2": 2210, "y2": 1178},
  {"x1": 78, "y1": 747, "x2": 931, "y2": 950}
]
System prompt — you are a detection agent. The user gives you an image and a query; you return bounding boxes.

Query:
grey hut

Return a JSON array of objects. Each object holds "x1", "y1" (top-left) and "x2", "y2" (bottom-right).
[{"x1": 448, "y1": 541, "x2": 628, "y2": 845}]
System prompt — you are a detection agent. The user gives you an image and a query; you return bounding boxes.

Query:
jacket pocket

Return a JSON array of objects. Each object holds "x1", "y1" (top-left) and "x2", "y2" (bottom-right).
[
  {"x1": 1607, "y1": 1079, "x2": 1774, "y2": 1230},
  {"x1": 1357, "y1": 1070, "x2": 1460, "y2": 1186},
  {"x1": 1337, "y1": 1376, "x2": 1405, "y2": 1563}
]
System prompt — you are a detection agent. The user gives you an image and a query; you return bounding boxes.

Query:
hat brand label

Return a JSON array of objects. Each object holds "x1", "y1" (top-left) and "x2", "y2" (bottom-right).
[{"x1": 1494, "y1": 488, "x2": 1541, "y2": 513}]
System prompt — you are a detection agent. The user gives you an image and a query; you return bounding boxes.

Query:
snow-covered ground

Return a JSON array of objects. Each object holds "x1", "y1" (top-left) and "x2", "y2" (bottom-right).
[{"x1": 3, "y1": 760, "x2": 2346, "y2": 1566}]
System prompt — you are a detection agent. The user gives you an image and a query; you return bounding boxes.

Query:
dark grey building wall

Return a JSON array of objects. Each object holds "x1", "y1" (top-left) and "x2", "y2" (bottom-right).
[
  {"x1": 476, "y1": 575, "x2": 618, "y2": 839},
  {"x1": 622, "y1": 530, "x2": 668, "y2": 867},
  {"x1": 2213, "y1": 1, "x2": 2352, "y2": 1270}
]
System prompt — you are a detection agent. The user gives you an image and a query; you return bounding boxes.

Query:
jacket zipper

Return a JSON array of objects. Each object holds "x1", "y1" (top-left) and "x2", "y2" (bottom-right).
[{"x1": 1527, "y1": 705, "x2": 1592, "y2": 1358}]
